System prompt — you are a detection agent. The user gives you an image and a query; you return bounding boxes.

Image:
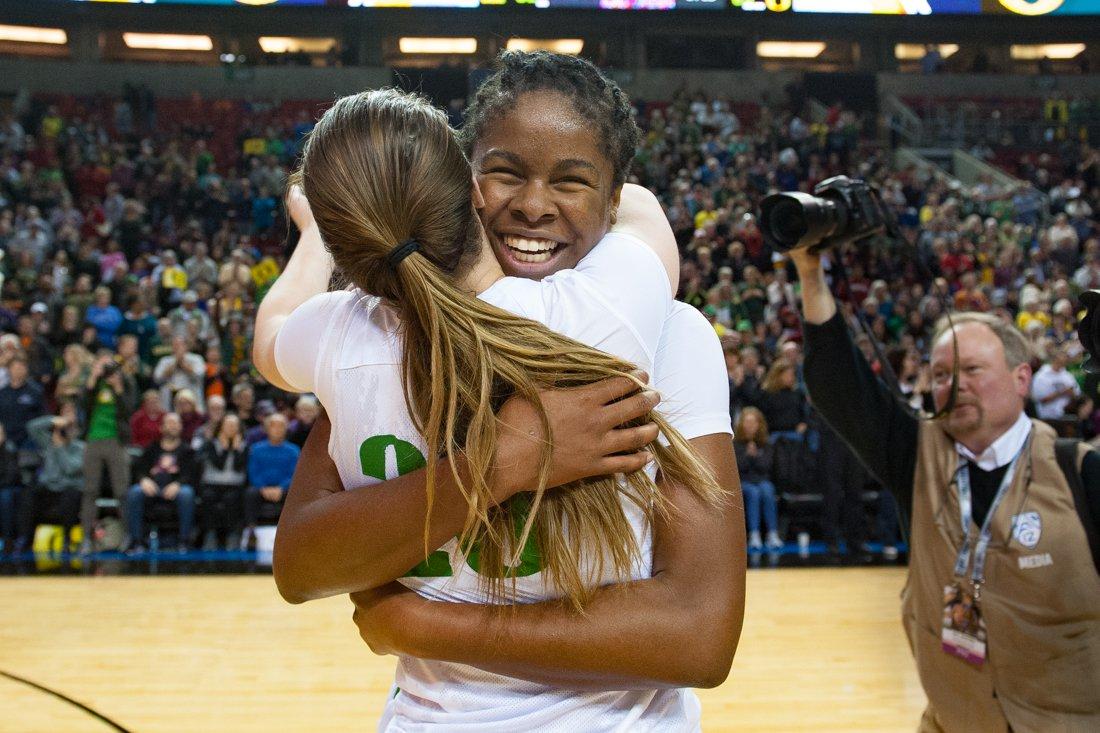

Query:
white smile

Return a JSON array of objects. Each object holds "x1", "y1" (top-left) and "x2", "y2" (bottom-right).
[{"x1": 502, "y1": 235, "x2": 562, "y2": 264}]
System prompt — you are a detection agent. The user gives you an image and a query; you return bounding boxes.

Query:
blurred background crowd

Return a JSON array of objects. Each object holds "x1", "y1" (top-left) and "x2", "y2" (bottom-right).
[{"x1": 0, "y1": 83, "x2": 1096, "y2": 561}]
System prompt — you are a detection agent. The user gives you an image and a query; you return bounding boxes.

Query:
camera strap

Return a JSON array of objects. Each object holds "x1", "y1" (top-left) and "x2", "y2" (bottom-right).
[
  {"x1": 919, "y1": 259, "x2": 962, "y2": 422},
  {"x1": 824, "y1": 246, "x2": 959, "y2": 422},
  {"x1": 824, "y1": 249, "x2": 902, "y2": 396}
]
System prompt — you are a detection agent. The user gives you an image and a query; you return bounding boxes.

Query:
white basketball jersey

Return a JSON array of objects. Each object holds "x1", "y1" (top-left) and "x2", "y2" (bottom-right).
[{"x1": 276, "y1": 235, "x2": 729, "y2": 731}]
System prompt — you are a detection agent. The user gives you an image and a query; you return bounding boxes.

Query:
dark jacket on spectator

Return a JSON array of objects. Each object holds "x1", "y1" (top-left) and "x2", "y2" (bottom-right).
[
  {"x1": 756, "y1": 388, "x2": 809, "y2": 433},
  {"x1": 0, "y1": 438, "x2": 21, "y2": 488},
  {"x1": 179, "y1": 411, "x2": 204, "y2": 444},
  {"x1": 21, "y1": 336, "x2": 55, "y2": 382},
  {"x1": 734, "y1": 440, "x2": 774, "y2": 484},
  {"x1": 730, "y1": 374, "x2": 761, "y2": 416},
  {"x1": 287, "y1": 419, "x2": 314, "y2": 448},
  {"x1": 200, "y1": 439, "x2": 248, "y2": 489},
  {"x1": 136, "y1": 440, "x2": 197, "y2": 490},
  {"x1": 0, "y1": 381, "x2": 46, "y2": 447}
]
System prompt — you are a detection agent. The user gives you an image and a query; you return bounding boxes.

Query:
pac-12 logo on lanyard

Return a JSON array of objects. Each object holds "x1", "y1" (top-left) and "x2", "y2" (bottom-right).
[{"x1": 1012, "y1": 511, "x2": 1042, "y2": 548}]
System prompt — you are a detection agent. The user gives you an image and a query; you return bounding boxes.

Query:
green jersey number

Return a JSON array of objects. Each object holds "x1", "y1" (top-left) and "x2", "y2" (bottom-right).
[{"x1": 358, "y1": 435, "x2": 542, "y2": 579}]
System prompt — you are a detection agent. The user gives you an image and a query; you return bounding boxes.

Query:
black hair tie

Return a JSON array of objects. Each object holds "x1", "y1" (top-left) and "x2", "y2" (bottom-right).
[{"x1": 387, "y1": 239, "x2": 420, "y2": 269}]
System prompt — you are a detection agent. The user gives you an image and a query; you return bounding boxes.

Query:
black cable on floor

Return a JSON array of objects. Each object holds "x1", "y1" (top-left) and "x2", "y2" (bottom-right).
[{"x1": 0, "y1": 668, "x2": 133, "y2": 732}]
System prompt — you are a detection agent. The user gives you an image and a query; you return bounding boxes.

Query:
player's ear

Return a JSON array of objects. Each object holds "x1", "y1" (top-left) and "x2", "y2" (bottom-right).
[
  {"x1": 471, "y1": 176, "x2": 485, "y2": 210},
  {"x1": 609, "y1": 185, "x2": 622, "y2": 226}
]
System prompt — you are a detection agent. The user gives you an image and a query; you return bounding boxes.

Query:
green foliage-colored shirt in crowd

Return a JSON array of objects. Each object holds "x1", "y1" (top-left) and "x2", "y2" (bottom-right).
[{"x1": 86, "y1": 385, "x2": 119, "y2": 442}]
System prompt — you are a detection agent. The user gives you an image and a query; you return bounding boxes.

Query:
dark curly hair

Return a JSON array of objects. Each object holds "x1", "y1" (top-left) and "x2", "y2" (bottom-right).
[{"x1": 459, "y1": 51, "x2": 640, "y2": 188}]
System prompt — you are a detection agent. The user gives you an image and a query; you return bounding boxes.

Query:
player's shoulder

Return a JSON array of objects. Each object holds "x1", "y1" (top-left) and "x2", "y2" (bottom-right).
[
  {"x1": 299, "y1": 288, "x2": 401, "y2": 369},
  {"x1": 544, "y1": 233, "x2": 668, "y2": 304},
  {"x1": 659, "y1": 301, "x2": 721, "y2": 350},
  {"x1": 653, "y1": 301, "x2": 732, "y2": 437},
  {"x1": 478, "y1": 276, "x2": 541, "y2": 320},
  {"x1": 481, "y1": 272, "x2": 605, "y2": 320},
  {"x1": 664, "y1": 300, "x2": 714, "y2": 331},
  {"x1": 653, "y1": 302, "x2": 726, "y2": 392},
  {"x1": 576, "y1": 231, "x2": 666, "y2": 274},
  {"x1": 291, "y1": 288, "x2": 361, "y2": 322},
  {"x1": 592, "y1": 230, "x2": 650, "y2": 250}
]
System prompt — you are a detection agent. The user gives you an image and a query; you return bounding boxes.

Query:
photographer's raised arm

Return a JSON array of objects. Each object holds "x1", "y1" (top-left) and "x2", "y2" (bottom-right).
[
  {"x1": 790, "y1": 248, "x2": 837, "y2": 326},
  {"x1": 789, "y1": 248, "x2": 918, "y2": 503}
]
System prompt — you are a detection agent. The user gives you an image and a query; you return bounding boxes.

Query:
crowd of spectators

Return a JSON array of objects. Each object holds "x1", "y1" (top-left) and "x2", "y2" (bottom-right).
[
  {"x1": 0, "y1": 86, "x2": 1096, "y2": 561},
  {"x1": 0, "y1": 94, "x2": 312, "y2": 555}
]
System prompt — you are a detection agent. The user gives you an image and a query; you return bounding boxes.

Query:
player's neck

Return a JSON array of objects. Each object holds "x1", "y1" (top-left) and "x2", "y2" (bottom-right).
[{"x1": 460, "y1": 241, "x2": 505, "y2": 295}]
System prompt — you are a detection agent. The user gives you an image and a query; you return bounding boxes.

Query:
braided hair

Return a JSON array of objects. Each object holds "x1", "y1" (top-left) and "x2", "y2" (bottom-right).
[{"x1": 460, "y1": 51, "x2": 640, "y2": 188}]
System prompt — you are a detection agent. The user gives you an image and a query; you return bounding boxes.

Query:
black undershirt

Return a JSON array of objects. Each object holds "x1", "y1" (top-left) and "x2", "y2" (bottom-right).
[
  {"x1": 964, "y1": 464, "x2": 1010, "y2": 528},
  {"x1": 802, "y1": 312, "x2": 1100, "y2": 528}
]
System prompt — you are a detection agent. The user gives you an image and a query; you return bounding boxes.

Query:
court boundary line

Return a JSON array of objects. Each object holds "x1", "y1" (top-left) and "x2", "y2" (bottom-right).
[{"x1": 0, "y1": 668, "x2": 132, "y2": 732}]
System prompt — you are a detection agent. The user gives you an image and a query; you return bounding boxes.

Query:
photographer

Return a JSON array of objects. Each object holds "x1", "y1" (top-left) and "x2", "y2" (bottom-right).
[
  {"x1": 80, "y1": 351, "x2": 137, "y2": 555},
  {"x1": 17, "y1": 405, "x2": 84, "y2": 553},
  {"x1": 789, "y1": 245, "x2": 1100, "y2": 731}
]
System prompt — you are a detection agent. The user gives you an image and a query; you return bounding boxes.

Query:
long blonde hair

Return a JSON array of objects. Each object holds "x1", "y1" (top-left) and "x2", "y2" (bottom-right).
[
  {"x1": 761, "y1": 357, "x2": 796, "y2": 393},
  {"x1": 734, "y1": 407, "x2": 769, "y2": 447},
  {"x1": 299, "y1": 89, "x2": 725, "y2": 609}
]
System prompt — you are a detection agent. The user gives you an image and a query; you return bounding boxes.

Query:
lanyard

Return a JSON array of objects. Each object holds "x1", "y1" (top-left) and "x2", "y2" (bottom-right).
[{"x1": 952, "y1": 430, "x2": 1032, "y2": 599}]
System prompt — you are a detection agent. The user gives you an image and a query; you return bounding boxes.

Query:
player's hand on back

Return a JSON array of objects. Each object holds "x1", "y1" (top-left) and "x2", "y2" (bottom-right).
[{"x1": 491, "y1": 372, "x2": 660, "y2": 501}]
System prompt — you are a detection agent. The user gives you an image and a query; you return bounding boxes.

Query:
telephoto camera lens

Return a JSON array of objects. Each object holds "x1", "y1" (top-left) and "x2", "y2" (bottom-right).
[{"x1": 759, "y1": 192, "x2": 846, "y2": 253}]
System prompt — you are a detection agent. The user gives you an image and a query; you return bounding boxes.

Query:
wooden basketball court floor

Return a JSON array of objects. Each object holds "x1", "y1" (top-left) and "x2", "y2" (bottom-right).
[{"x1": 1, "y1": 567, "x2": 925, "y2": 732}]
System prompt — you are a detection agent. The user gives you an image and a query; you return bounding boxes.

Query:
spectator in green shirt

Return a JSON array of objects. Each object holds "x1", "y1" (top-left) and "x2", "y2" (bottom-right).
[{"x1": 79, "y1": 352, "x2": 137, "y2": 554}]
